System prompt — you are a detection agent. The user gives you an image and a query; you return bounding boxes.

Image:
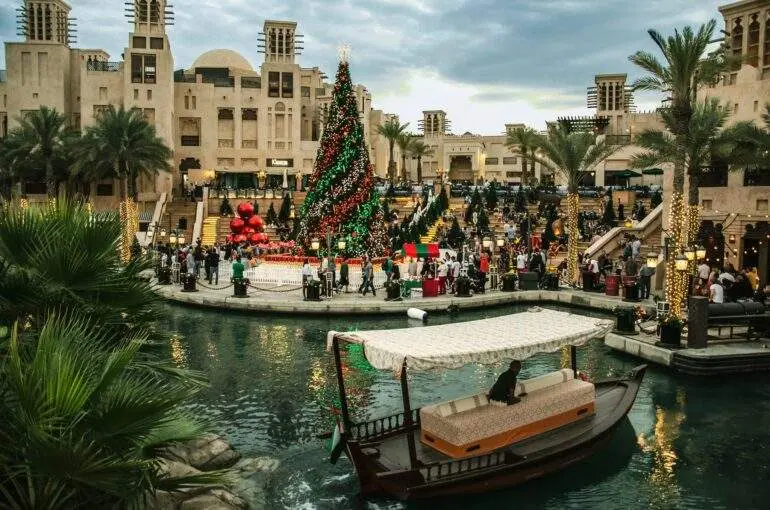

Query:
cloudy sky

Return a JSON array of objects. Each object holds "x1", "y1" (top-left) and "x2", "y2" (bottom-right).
[{"x1": 0, "y1": 0, "x2": 725, "y2": 133}]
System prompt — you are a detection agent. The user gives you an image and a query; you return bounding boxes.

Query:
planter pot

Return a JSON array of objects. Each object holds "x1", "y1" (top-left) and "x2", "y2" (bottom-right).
[
  {"x1": 455, "y1": 278, "x2": 472, "y2": 297},
  {"x1": 182, "y1": 275, "x2": 197, "y2": 292},
  {"x1": 660, "y1": 324, "x2": 682, "y2": 346},
  {"x1": 157, "y1": 267, "x2": 171, "y2": 285},
  {"x1": 615, "y1": 310, "x2": 636, "y2": 334},
  {"x1": 386, "y1": 284, "x2": 401, "y2": 301},
  {"x1": 305, "y1": 283, "x2": 321, "y2": 301},
  {"x1": 582, "y1": 271, "x2": 595, "y2": 292},
  {"x1": 501, "y1": 277, "x2": 517, "y2": 292},
  {"x1": 233, "y1": 279, "x2": 249, "y2": 298}
]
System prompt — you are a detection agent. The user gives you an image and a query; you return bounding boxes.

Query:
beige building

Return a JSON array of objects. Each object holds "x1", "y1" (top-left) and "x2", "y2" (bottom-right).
[{"x1": 0, "y1": 1, "x2": 392, "y2": 208}]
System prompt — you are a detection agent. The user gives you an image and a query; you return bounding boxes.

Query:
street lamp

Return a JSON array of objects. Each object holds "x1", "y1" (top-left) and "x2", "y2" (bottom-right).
[
  {"x1": 684, "y1": 245, "x2": 695, "y2": 262},
  {"x1": 675, "y1": 253, "x2": 688, "y2": 272},
  {"x1": 482, "y1": 237, "x2": 492, "y2": 250},
  {"x1": 647, "y1": 253, "x2": 659, "y2": 268},
  {"x1": 311, "y1": 238, "x2": 321, "y2": 251},
  {"x1": 695, "y1": 245, "x2": 706, "y2": 259},
  {"x1": 337, "y1": 239, "x2": 347, "y2": 251},
  {"x1": 496, "y1": 238, "x2": 505, "y2": 248}
]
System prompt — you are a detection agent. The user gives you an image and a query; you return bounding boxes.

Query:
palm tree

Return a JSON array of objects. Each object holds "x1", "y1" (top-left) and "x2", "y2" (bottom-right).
[
  {"x1": 631, "y1": 99, "x2": 733, "y2": 242},
  {"x1": 724, "y1": 104, "x2": 770, "y2": 168},
  {"x1": 76, "y1": 105, "x2": 172, "y2": 203},
  {"x1": 523, "y1": 125, "x2": 618, "y2": 284},
  {"x1": 0, "y1": 312, "x2": 217, "y2": 509},
  {"x1": 396, "y1": 133, "x2": 414, "y2": 182},
  {"x1": 376, "y1": 118, "x2": 409, "y2": 183},
  {"x1": 75, "y1": 106, "x2": 171, "y2": 263},
  {"x1": 506, "y1": 127, "x2": 540, "y2": 186},
  {"x1": 409, "y1": 140, "x2": 434, "y2": 184},
  {"x1": 629, "y1": 20, "x2": 726, "y2": 314},
  {"x1": 5, "y1": 107, "x2": 74, "y2": 200}
]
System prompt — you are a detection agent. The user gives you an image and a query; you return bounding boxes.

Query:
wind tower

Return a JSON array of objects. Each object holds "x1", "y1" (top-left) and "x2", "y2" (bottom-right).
[
  {"x1": 419, "y1": 110, "x2": 451, "y2": 137},
  {"x1": 16, "y1": 0, "x2": 77, "y2": 45},
  {"x1": 258, "y1": 21, "x2": 304, "y2": 63}
]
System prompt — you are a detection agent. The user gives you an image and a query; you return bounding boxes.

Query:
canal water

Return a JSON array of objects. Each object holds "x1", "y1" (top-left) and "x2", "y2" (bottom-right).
[{"x1": 161, "y1": 304, "x2": 770, "y2": 510}]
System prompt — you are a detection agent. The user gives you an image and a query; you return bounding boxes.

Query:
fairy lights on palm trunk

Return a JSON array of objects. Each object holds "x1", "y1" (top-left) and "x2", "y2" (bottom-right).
[
  {"x1": 566, "y1": 193, "x2": 580, "y2": 284},
  {"x1": 297, "y1": 46, "x2": 387, "y2": 256},
  {"x1": 119, "y1": 200, "x2": 138, "y2": 264},
  {"x1": 665, "y1": 191, "x2": 687, "y2": 317}
]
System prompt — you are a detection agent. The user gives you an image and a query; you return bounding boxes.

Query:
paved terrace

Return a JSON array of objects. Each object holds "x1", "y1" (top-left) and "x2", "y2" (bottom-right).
[{"x1": 155, "y1": 279, "x2": 655, "y2": 316}]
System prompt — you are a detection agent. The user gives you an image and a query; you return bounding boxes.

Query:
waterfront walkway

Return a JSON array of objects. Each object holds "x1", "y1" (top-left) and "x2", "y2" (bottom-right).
[{"x1": 155, "y1": 280, "x2": 654, "y2": 316}]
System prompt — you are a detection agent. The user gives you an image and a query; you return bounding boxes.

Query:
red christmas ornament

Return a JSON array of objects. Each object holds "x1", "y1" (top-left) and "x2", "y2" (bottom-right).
[
  {"x1": 258, "y1": 232, "x2": 269, "y2": 243},
  {"x1": 229, "y1": 217, "x2": 245, "y2": 233},
  {"x1": 225, "y1": 234, "x2": 234, "y2": 243},
  {"x1": 234, "y1": 234, "x2": 247, "y2": 243},
  {"x1": 237, "y1": 202, "x2": 255, "y2": 219},
  {"x1": 242, "y1": 226, "x2": 255, "y2": 236},
  {"x1": 247, "y1": 215, "x2": 264, "y2": 231},
  {"x1": 249, "y1": 233, "x2": 260, "y2": 243}
]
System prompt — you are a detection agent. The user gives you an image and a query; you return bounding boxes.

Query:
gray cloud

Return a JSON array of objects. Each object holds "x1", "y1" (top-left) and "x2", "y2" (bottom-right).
[{"x1": 0, "y1": 0, "x2": 725, "y2": 127}]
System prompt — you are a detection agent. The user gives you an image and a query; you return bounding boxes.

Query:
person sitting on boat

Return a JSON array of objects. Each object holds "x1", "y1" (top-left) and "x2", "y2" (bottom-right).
[{"x1": 488, "y1": 360, "x2": 522, "y2": 405}]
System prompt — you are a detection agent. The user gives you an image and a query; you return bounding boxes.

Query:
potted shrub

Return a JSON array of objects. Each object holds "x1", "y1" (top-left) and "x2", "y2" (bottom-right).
[
  {"x1": 612, "y1": 306, "x2": 637, "y2": 334},
  {"x1": 385, "y1": 280, "x2": 402, "y2": 301},
  {"x1": 233, "y1": 277, "x2": 250, "y2": 298},
  {"x1": 501, "y1": 272, "x2": 518, "y2": 292},
  {"x1": 659, "y1": 313, "x2": 685, "y2": 346},
  {"x1": 455, "y1": 275, "x2": 472, "y2": 297},
  {"x1": 305, "y1": 279, "x2": 321, "y2": 301}
]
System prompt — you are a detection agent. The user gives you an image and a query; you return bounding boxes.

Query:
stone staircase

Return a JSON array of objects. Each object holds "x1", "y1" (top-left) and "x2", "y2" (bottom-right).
[
  {"x1": 420, "y1": 219, "x2": 443, "y2": 243},
  {"x1": 201, "y1": 217, "x2": 219, "y2": 246}
]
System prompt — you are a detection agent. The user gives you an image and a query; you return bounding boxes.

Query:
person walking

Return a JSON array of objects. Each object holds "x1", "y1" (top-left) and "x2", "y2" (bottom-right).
[
  {"x1": 338, "y1": 258, "x2": 350, "y2": 293},
  {"x1": 638, "y1": 263, "x2": 655, "y2": 300},
  {"x1": 479, "y1": 252, "x2": 490, "y2": 292},
  {"x1": 359, "y1": 257, "x2": 376, "y2": 296},
  {"x1": 207, "y1": 247, "x2": 220, "y2": 285}
]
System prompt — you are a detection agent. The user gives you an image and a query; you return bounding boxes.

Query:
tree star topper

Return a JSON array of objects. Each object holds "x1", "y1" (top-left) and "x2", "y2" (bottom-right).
[{"x1": 338, "y1": 43, "x2": 351, "y2": 63}]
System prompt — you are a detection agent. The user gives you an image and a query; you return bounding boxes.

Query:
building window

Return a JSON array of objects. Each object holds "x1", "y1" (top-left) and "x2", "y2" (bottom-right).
[
  {"x1": 757, "y1": 199, "x2": 769, "y2": 211},
  {"x1": 242, "y1": 108, "x2": 257, "y2": 120},
  {"x1": 301, "y1": 86, "x2": 310, "y2": 98},
  {"x1": 485, "y1": 157, "x2": 499, "y2": 165},
  {"x1": 281, "y1": 72, "x2": 293, "y2": 98},
  {"x1": 147, "y1": 89, "x2": 152, "y2": 100},
  {"x1": 134, "y1": 89, "x2": 139, "y2": 100},
  {"x1": 99, "y1": 87, "x2": 107, "y2": 101},
  {"x1": 218, "y1": 108, "x2": 234, "y2": 120},
  {"x1": 180, "y1": 135, "x2": 200, "y2": 146},
  {"x1": 192, "y1": 96, "x2": 197, "y2": 109},
  {"x1": 268, "y1": 71, "x2": 280, "y2": 97},
  {"x1": 744, "y1": 166, "x2": 770, "y2": 186},
  {"x1": 150, "y1": 37, "x2": 164, "y2": 49},
  {"x1": 734, "y1": 103, "x2": 739, "y2": 113},
  {"x1": 503, "y1": 157, "x2": 517, "y2": 165},
  {"x1": 96, "y1": 183, "x2": 114, "y2": 196},
  {"x1": 131, "y1": 54, "x2": 156, "y2": 84},
  {"x1": 132, "y1": 36, "x2": 146, "y2": 48},
  {"x1": 184, "y1": 96, "x2": 189, "y2": 109},
  {"x1": 702, "y1": 199, "x2": 713, "y2": 210}
]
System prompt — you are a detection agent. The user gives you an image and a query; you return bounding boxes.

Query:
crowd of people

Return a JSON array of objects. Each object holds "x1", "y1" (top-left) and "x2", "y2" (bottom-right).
[{"x1": 696, "y1": 261, "x2": 765, "y2": 304}]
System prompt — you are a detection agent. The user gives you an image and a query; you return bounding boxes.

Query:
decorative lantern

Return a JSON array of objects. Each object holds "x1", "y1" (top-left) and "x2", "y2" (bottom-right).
[
  {"x1": 311, "y1": 238, "x2": 321, "y2": 251},
  {"x1": 696, "y1": 245, "x2": 706, "y2": 259},
  {"x1": 684, "y1": 246, "x2": 695, "y2": 261},
  {"x1": 675, "y1": 254, "x2": 688, "y2": 272},
  {"x1": 160, "y1": 228, "x2": 167, "y2": 237},
  {"x1": 624, "y1": 218, "x2": 633, "y2": 228},
  {"x1": 169, "y1": 234, "x2": 177, "y2": 244},
  {"x1": 178, "y1": 236, "x2": 186, "y2": 245},
  {"x1": 496, "y1": 238, "x2": 505, "y2": 247},
  {"x1": 729, "y1": 234, "x2": 736, "y2": 244},
  {"x1": 646, "y1": 253, "x2": 658, "y2": 268},
  {"x1": 338, "y1": 239, "x2": 347, "y2": 251},
  {"x1": 483, "y1": 237, "x2": 492, "y2": 249}
]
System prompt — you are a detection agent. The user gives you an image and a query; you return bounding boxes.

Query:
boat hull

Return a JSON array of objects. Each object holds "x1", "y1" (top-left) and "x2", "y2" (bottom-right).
[{"x1": 344, "y1": 365, "x2": 646, "y2": 501}]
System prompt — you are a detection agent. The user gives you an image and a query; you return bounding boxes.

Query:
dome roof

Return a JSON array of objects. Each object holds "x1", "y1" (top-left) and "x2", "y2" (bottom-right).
[{"x1": 191, "y1": 49, "x2": 253, "y2": 72}]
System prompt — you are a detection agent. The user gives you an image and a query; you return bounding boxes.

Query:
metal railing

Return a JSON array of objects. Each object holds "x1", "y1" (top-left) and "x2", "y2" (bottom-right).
[
  {"x1": 87, "y1": 61, "x2": 121, "y2": 72},
  {"x1": 351, "y1": 410, "x2": 421, "y2": 442},
  {"x1": 422, "y1": 450, "x2": 508, "y2": 482}
]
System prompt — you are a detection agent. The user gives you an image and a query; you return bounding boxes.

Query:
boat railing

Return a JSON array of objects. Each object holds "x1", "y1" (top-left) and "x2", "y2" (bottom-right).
[
  {"x1": 421, "y1": 450, "x2": 509, "y2": 482},
  {"x1": 352, "y1": 409, "x2": 421, "y2": 442}
]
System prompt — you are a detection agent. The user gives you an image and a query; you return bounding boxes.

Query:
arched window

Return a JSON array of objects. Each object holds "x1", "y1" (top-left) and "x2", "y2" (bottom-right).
[
  {"x1": 748, "y1": 14, "x2": 760, "y2": 67},
  {"x1": 731, "y1": 18, "x2": 744, "y2": 70},
  {"x1": 150, "y1": 0, "x2": 160, "y2": 23}
]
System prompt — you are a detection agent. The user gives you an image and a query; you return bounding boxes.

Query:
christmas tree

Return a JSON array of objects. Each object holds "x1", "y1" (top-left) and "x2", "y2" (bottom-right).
[{"x1": 296, "y1": 50, "x2": 387, "y2": 256}]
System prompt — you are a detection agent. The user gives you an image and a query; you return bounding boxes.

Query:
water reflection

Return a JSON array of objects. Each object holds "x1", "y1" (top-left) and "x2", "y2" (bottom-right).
[{"x1": 159, "y1": 304, "x2": 770, "y2": 510}]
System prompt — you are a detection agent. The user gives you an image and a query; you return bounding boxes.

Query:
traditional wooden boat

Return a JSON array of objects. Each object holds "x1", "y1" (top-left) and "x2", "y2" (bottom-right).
[{"x1": 325, "y1": 308, "x2": 646, "y2": 501}]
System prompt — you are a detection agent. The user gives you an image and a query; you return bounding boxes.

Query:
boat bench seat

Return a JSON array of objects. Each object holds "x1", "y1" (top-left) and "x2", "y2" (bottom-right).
[{"x1": 420, "y1": 370, "x2": 595, "y2": 458}]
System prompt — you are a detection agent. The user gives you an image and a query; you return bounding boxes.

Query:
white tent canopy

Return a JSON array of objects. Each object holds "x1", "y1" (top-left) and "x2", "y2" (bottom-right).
[{"x1": 328, "y1": 309, "x2": 614, "y2": 374}]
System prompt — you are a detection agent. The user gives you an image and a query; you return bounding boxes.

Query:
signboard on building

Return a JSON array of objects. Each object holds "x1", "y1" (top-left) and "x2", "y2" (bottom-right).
[{"x1": 267, "y1": 158, "x2": 293, "y2": 167}]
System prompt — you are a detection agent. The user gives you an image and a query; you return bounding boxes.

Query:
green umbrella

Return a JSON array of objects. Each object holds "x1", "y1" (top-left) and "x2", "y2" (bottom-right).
[
  {"x1": 641, "y1": 168, "x2": 664, "y2": 175},
  {"x1": 610, "y1": 169, "x2": 641, "y2": 188}
]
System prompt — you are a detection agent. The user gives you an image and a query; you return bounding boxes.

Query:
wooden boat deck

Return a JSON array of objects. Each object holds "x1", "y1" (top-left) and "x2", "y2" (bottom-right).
[{"x1": 370, "y1": 382, "x2": 628, "y2": 472}]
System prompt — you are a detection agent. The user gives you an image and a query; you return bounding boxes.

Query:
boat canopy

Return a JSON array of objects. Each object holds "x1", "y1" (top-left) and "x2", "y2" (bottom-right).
[{"x1": 327, "y1": 309, "x2": 614, "y2": 374}]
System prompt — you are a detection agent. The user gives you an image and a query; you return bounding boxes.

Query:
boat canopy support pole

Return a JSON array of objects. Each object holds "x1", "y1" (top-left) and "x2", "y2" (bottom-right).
[
  {"x1": 400, "y1": 358, "x2": 418, "y2": 469},
  {"x1": 332, "y1": 335, "x2": 352, "y2": 433},
  {"x1": 570, "y1": 345, "x2": 577, "y2": 378}
]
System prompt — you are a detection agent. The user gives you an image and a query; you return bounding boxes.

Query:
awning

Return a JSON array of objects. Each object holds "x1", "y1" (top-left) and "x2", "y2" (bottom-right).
[
  {"x1": 328, "y1": 309, "x2": 613, "y2": 373},
  {"x1": 608, "y1": 169, "x2": 642, "y2": 178},
  {"x1": 642, "y1": 168, "x2": 664, "y2": 175},
  {"x1": 402, "y1": 243, "x2": 440, "y2": 259}
]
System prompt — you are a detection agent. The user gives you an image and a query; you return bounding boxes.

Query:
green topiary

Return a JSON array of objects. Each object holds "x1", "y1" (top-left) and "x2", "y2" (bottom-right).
[{"x1": 219, "y1": 196, "x2": 234, "y2": 216}]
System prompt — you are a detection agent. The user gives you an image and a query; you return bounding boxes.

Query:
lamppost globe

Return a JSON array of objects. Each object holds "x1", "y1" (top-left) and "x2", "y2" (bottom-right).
[
  {"x1": 311, "y1": 238, "x2": 321, "y2": 251},
  {"x1": 646, "y1": 253, "x2": 658, "y2": 268},
  {"x1": 338, "y1": 239, "x2": 347, "y2": 251},
  {"x1": 160, "y1": 228, "x2": 167, "y2": 237},
  {"x1": 496, "y1": 238, "x2": 505, "y2": 248},
  {"x1": 178, "y1": 237, "x2": 186, "y2": 246},
  {"x1": 169, "y1": 235, "x2": 177, "y2": 244}
]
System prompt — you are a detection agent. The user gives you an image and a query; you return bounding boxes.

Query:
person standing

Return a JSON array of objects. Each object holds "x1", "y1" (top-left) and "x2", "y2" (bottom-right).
[
  {"x1": 437, "y1": 259, "x2": 449, "y2": 294},
  {"x1": 193, "y1": 243, "x2": 204, "y2": 277},
  {"x1": 360, "y1": 257, "x2": 376, "y2": 296},
  {"x1": 301, "y1": 258, "x2": 313, "y2": 298},
  {"x1": 479, "y1": 252, "x2": 490, "y2": 291},
  {"x1": 516, "y1": 250, "x2": 528, "y2": 273},
  {"x1": 338, "y1": 258, "x2": 350, "y2": 293},
  {"x1": 231, "y1": 255, "x2": 245, "y2": 281},
  {"x1": 638, "y1": 263, "x2": 655, "y2": 299},
  {"x1": 710, "y1": 278, "x2": 725, "y2": 303},
  {"x1": 327, "y1": 253, "x2": 337, "y2": 290},
  {"x1": 384, "y1": 255, "x2": 394, "y2": 282},
  {"x1": 407, "y1": 257, "x2": 418, "y2": 279}
]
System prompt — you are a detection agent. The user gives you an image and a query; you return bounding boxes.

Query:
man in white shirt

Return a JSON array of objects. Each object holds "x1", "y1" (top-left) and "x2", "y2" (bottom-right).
[
  {"x1": 710, "y1": 280, "x2": 724, "y2": 303},
  {"x1": 516, "y1": 252, "x2": 528, "y2": 271},
  {"x1": 697, "y1": 260, "x2": 711, "y2": 284},
  {"x1": 631, "y1": 236, "x2": 642, "y2": 260}
]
